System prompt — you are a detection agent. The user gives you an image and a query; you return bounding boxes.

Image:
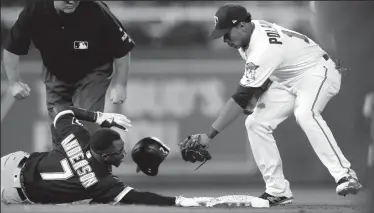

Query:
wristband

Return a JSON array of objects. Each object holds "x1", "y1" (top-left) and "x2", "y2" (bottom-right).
[{"x1": 207, "y1": 127, "x2": 219, "y2": 139}]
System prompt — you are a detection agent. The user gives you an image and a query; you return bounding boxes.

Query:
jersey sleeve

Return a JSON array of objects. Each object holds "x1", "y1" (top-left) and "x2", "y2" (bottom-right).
[
  {"x1": 90, "y1": 175, "x2": 133, "y2": 204},
  {"x1": 4, "y1": 4, "x2": 34, "y2": 55},
  {"x1": 53, "y1": 110, "x2": 91, "y2": 147},
  {"x1": 239, "y1": 35, "x2": 283, "y2": 88},
  {"x1": 98, "y1": 2, "x2": 135, "y2": 58}
]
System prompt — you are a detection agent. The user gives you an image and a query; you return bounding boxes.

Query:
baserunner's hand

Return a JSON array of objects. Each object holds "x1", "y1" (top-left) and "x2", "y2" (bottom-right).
[{"x1": 95, "y1": 112, "x2": 132, "y2": 131}]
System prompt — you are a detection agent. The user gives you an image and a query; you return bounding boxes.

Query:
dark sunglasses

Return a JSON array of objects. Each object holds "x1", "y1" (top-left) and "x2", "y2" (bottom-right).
[
  {"x1": 63, "y1": 1, "x2": 79, "y2": 4},
  {"x1": 102, "y1": 147, "x2": 125, "y2": 157}
]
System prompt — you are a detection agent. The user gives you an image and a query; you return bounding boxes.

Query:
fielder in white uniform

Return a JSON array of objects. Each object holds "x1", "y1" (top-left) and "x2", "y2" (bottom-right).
[{"x1": 189, "y1": 3, "x2": 362, "y2": 206}]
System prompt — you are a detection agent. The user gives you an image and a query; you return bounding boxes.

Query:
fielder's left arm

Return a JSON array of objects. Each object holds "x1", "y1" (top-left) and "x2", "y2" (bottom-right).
[
  {"x1": 179, "y1": 33, "x2": 283, "y2": 165},
  {"x1": 178, "y1": 80, "x2": 272, "y2": 166},
  {"x1": 206, "y1": 79, "x2": 272, "y2": 142},
  {"x1": 205, "y1": 40, "x2": 282, "y2": 141}
]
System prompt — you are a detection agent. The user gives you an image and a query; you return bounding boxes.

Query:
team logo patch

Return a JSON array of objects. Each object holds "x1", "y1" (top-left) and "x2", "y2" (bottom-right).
[
  {"x1": 214, "y1": 16, "x2": 218, "y2": 26},
  {"x1": 74, "y1": 41, "x2": 88, "y2": 50},
  {"x1": 119, "y1": 27, "x2": 132, "y2": 43},
  {"x1": 159, "y1": 147, "x2": 169, "y2": 155},
  {"x1": 245, "y1": 62, "x2": 260, "y2": 82}
]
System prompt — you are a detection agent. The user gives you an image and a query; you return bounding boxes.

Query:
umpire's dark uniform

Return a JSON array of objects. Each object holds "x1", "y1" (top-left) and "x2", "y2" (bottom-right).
[{"x1": 4, "y1": 0, "x2": 135, "y2": 145}]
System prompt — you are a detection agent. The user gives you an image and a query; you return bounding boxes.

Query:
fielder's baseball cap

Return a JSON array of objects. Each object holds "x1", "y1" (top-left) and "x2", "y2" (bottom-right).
[{"x1": 210, "y1": 4, "x2": 250, "y2": 39}]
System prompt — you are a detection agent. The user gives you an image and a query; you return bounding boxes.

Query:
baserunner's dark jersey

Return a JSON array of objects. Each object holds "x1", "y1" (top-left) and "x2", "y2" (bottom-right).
[{"x1": 21, "y1": 111, "x2": 133, "y2": 204}]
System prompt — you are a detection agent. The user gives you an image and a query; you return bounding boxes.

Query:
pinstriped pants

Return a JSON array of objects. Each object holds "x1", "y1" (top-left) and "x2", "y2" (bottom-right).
[{"x1": 245, "y1": 56, "x2": 357, "y2": 197}]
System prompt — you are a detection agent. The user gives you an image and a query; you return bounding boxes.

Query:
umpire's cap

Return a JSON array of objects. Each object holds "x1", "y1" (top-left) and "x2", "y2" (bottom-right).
[
  {"x1": 132, "y1": 137, "x2": 170, "y2": 176},
  {"x1": 210, "y1": 4, "x2": 251, "y2": 39}
]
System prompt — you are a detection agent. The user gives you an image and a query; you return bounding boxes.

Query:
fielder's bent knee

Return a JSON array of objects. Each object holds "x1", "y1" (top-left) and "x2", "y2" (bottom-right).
[
  {"x1": 245, "y1": 116, "x2": 272, "y2": 134},
  {"x1": 294, "y1": 109, "x2": 315, "y2": 125}
]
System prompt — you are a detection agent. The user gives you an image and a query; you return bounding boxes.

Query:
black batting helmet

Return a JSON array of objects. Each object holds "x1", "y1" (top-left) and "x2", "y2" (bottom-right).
[{"x1": 131, "y1": 137, "x2": 170, "y2": 176}]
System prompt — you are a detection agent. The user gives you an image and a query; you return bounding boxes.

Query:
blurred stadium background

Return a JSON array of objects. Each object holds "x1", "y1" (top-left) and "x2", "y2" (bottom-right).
[{"x1": 1, "y1": 1, "x2": 374, "y2": 211}]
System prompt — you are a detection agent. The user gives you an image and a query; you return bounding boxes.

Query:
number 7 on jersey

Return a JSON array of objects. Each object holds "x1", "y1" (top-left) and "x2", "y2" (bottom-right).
[{"x1": 40, "y1": 159, "x2": 74, "y2": 180}]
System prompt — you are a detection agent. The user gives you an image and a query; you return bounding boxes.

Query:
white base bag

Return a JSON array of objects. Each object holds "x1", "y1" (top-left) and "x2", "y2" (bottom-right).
[{"x1": 194, "y1": 195, "x2": 270, "y2": 208}]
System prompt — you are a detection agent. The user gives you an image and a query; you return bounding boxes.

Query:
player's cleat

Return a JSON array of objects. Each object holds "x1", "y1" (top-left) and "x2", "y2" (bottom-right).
[
  {"x1": 336, "y1": 176, "x2": 362, "y2": 196},
  {"x1": 259, "y1": 192, "x2": 293, "y2": 206}
]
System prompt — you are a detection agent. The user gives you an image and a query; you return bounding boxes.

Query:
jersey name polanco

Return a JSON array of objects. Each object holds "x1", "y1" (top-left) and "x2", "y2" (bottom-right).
[{"x1": 238, "y1": 20, "x2": 326, "y2": 88}]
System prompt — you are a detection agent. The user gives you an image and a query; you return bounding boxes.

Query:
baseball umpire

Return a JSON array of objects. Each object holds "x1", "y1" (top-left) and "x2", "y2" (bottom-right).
[
  {"x1": 1, "y1": 106, "x2": 200, "y2": 207},
  {"x1": 2, "y1": 0, "x2": 135, "y2": 147},
  {"x1": 179, "y1": 3, "x2": 362, "y2": 206}
]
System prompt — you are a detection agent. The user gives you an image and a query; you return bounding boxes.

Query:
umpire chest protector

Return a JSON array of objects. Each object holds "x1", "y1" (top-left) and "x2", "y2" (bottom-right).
[{"x1": 132, "y1": 137, "x2": 170, "y2": 176}]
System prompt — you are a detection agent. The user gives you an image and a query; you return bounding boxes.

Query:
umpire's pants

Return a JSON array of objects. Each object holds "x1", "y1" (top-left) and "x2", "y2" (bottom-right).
[{"x1": 42, "y1": 63, "x2": 113, "y2": 148}]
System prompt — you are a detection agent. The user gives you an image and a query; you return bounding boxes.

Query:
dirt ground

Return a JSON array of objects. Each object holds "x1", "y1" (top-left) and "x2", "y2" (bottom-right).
[{"x1": 1, "y1": 186, "x2": 367, "y2": 213}]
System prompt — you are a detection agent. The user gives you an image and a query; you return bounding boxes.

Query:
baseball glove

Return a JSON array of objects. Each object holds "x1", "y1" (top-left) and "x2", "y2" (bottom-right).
[{"x1": 179, "y1": 134, "x2": 212, "y2": 170}]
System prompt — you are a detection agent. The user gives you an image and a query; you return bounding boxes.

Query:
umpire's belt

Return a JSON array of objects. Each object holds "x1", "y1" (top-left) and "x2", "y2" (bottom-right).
[{"x1": 13, "y1": 156, "x2": 31, "y2": 203}]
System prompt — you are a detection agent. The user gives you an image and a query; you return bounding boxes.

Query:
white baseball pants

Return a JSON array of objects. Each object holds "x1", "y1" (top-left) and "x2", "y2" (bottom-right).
[
  {"x1": 1, "y1": 151, "x2": 30, "y2": 204},
  {"x1": 245, "y1": 56, "x2": 358, "y2": 197}
]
